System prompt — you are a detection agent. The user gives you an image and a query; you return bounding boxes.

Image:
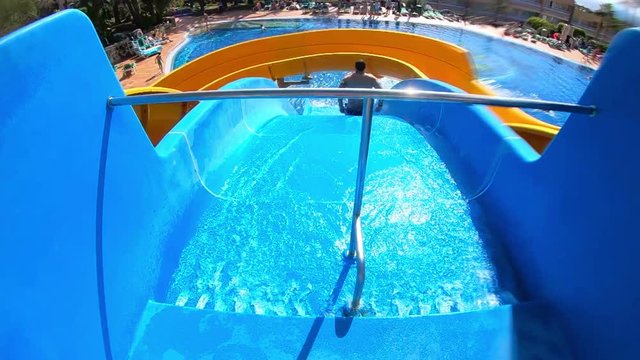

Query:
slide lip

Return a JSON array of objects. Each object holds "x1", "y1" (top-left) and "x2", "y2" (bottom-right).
[
  {"x1": 149, "y1": 28, "x2": 563, "y2": 133},
  {"x1": 153, "y1": 28, "x2": 476, "y2": 90},
  {"x1": 125, "y1": 86, "x2": 182, "y2": 96}
]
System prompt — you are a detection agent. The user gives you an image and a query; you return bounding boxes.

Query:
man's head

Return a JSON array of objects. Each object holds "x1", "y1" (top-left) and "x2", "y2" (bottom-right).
[{"x1": 355, "y1": 60, "x2": 366, "y2": 73}]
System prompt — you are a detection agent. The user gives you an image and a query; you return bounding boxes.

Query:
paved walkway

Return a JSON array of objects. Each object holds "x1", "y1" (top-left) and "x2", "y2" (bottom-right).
[{"x1": 116, "y1": 8, "x2": 599, "y2": 90}]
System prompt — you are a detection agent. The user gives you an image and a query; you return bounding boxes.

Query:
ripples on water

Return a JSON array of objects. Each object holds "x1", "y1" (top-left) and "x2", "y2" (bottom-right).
[{"x1": 167, "y1": 114, "x2": 501, "y2": 317}]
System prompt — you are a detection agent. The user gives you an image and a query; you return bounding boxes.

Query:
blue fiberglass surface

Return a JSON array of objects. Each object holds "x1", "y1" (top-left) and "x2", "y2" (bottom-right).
[
  {"x1": 163, "y1": 111, "x2": 501, "y2": 317},
  {"x1": 173, "y1": 19, "x2": 594, "y2": 126}
]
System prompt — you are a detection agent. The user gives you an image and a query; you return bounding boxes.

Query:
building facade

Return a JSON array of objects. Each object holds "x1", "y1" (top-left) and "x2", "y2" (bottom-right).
[
  {"x1": 571, "y1": 5, "x2": 607, "y2": 39},
  {"x1": 425, "y1": 0, "x2": 618, "y2": 41}
]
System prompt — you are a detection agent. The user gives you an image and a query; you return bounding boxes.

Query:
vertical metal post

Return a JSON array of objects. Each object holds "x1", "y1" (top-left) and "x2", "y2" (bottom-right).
[
  {"x1": 347, "y1": 98, "x2": 374, "y2": 312},
  {"x1": 350, "y1": 216, "x2": 366, "y2": 311}
]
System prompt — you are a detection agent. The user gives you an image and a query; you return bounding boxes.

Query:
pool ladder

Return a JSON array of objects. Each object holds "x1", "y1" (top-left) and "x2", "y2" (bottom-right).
[{"x1": 108, "y1": 87, "x2": 595, "y2": 314}]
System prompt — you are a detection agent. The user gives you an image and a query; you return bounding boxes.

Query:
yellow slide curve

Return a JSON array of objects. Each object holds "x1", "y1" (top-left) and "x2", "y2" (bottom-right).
[{"x1": 129, "y1": 29, "x2": 558, "y2": 151}]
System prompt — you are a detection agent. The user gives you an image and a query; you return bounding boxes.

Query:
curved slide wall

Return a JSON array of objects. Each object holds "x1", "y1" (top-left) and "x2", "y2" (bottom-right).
[
  {"x1": 381, "y1": 27, "x2": 640, "y2": 357},
  {"x1": 0, "y1": 11, "x2": 295, "y2": 360},
  {"x1": 155, "y1": 29, "x2": 475, "y2": 90}
]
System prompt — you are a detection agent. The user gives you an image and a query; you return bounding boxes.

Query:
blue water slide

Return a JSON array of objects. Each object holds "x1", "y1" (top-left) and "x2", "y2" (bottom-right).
[
  {"x1": 1, "y1": 9, "x2": 640, "y2": 360},
  {"x1": 382, "y1": 33, "x2": 640, "y2": 357}
]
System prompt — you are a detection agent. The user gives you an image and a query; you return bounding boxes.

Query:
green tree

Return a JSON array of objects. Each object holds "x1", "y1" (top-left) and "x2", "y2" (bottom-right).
[
  {"x1": 152, "y1": 0, "x2": 175, "y2": 23},
  {"x1": 110, "y1": 0, "x2": 122, "y2": 24},
  {"x1": 526, "y1": 16, "x2": 554, "y2": 30},
  {"x1": 0, "y1": 0, "x2": 41, "y2": 36},
  {"x1": 78, "y1": 0, "x2": 110, "y2": 43},
  {"x1": 140, "y1": 0, "x2": 157, "y2": 23},
  {"x1": 195, "y1": 0, "x2": 206, "y2": 15},
  {"x1": 596, "y1": 3, "x2": 614, "y2": 34},
  {"x1": 573, "y1": 28, "x2": 586, "y2": 38},
  {"x1": 567, "y1": 5, "x2": 575, "y2": 25},
  {"x1": 123, "y1": 0, "x2": 145, "y2": 28},
  {"x1": 595, "y1": 3, "x2": 625, "y2": 41}
]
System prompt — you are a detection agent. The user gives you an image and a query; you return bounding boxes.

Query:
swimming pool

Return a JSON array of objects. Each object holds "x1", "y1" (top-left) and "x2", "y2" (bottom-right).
[{"x1": 173, "y1": 18, "x2": 594, "y2": 126}]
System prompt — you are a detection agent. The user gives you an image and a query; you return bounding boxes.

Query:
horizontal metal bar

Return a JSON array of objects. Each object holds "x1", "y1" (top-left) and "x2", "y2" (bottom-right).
[{"x1": 108, "y1": 88, "x2": 596, "y2": 115}]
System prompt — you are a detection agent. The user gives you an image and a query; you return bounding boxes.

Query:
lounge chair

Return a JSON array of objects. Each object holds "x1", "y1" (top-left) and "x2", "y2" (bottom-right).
[
  {"x1": 132, "y1": 42, "x2": 163, "y2": 58},
  {"x1": 430, "y1": 10, "x2": 445, "y2": 20},
  {"x1": 302, "y1": 1, "x2": 315, "y2": 12},
  {"x1": 311, "y1": 2, "x2": 328, "y2": 14},
  {"x1": 122, "y1": 62, "x2": 136, "y2": 77}
]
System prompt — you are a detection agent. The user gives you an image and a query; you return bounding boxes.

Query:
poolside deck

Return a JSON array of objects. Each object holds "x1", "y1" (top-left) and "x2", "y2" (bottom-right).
[{"x1": 115, "y1": 8, "x2": 599, "y2": 90}]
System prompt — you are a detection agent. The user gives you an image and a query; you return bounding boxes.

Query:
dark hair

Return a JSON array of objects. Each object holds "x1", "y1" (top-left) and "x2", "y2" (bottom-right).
[{"x1": 355, "y1": 60, "x2": 366, "y2": 72}]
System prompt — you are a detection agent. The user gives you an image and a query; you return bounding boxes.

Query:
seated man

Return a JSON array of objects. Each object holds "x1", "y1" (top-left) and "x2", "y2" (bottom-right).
[{"x1": 338, "y1": 60, "x2": 383, "y2": 115}]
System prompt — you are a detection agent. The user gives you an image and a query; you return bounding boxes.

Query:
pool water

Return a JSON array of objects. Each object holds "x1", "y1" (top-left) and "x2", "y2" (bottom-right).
[
  {"x1": 173, "y1": 18, "x2": 594, "y2": 126},
  {"x1": 164, "y1": 113, "x2": 500, "y2": 317}
]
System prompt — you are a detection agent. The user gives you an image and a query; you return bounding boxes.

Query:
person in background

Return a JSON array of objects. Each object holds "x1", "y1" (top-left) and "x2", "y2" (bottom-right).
[
  {"x1": 155, "y1": 53, "x2": 164, "y2": 73},
  {"x1": 338, "y1": 60, "x2": 383, "y2": 115}
]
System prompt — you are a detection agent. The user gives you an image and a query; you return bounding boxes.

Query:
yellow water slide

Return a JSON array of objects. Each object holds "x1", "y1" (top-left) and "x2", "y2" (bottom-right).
[
  {"x1": 124, "y1": 86, "x2": 198, "y2": 144},
  {"x1": 129, "y1": 29, "x2": 558, "y2": 150}
]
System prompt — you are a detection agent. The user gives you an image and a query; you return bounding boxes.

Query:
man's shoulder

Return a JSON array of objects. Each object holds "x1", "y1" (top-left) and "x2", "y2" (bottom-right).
[
  {"x1": 364, "y1": 73, "x2": 382, "y2": 84},
  {"x1": 342, "y1": 72, "x2": 357, "y2": 80}
]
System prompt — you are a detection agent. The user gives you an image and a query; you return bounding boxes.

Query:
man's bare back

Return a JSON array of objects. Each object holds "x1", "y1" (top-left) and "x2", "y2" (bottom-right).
[{"x1": 339, "y1": 61, "x2": 383, "y2": 115}]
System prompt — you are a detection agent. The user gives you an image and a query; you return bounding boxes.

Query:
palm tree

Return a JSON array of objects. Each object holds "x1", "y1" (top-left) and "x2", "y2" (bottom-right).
[
  {"x1": 108, "y1": 0, "x2": 121, "y2": 24},
  {"x1": 152, "y1": 0, "x2": 173, "y2": 23},
  {"x1": 0, "y1": 0, "x2": 41, "y2": 36},
  {"x1": 595, "y1": 3, "x2": 628, "y2": 41},
  {"x1": 567, "y1": 5, "x2": 575, "y2": 25},
  {"x1": 123, "y1": 0, "x2": 144, "y2": 28},
  {"x1": 195, "y1": 0, "x2": 205, "y2": 15},
  {"x1": 595, "y1": 3, "x2": 614, "y2": 40},
  {"x1": 595, "y1": 4, "x2": 627, "y2": 39}
]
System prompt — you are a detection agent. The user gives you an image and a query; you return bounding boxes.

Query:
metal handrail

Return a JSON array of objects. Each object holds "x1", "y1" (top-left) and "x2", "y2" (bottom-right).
[
  {"x1": 108, "y1": 87, "x2": 596, "y2": 314},
  {"x1": 108, "y1": 88, "x2": 596, "y2": 115},
  {"x1": 347, "y1": 98, "x2": 374, "y2": 312}
]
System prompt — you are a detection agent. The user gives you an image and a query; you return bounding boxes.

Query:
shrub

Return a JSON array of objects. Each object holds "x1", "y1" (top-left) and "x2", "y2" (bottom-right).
[
  {"x1": 526, "y1": 16, "x2": 555, "y2": 31},
  {"x1": 573, "y1": 28, "x2": 586, "y2": 38}
]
